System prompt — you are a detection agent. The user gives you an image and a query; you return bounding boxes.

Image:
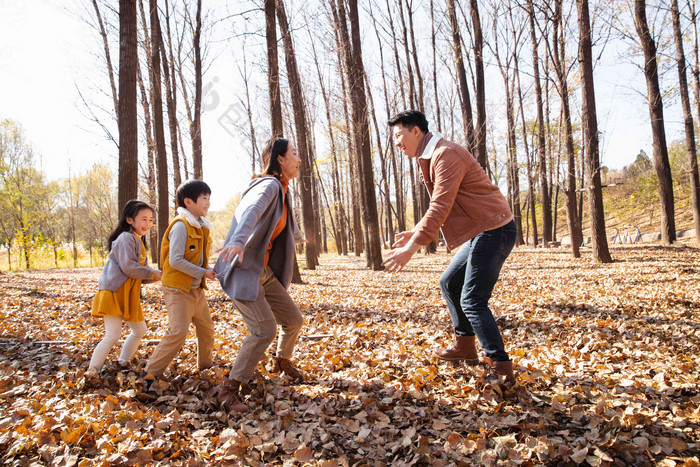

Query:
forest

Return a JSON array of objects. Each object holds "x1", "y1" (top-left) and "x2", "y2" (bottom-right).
[
  {"x1": 1, "y1": 0, "x2": 699, "y2": 271},
  {"x1": 1, "y1": 0, "x2": 700, "y2": 464}
]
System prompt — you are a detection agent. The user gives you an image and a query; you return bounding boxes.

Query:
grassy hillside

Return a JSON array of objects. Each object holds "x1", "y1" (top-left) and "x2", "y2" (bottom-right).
[{"x1": 527, "y1": 169, "x2": 694, "y2": 246}]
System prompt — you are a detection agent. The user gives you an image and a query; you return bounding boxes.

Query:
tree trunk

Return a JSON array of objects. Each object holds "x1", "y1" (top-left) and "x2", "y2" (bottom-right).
[
  {"x1": 136, "y1": 44, "x2": 158, "y2": 264},
  {"x1": 333, "y1": 0, "x2": 383, "y2": 270},
  {"x1": 677, "y1": 0, "x2": 700, "y2": 245},
  {"x1": 430, "y1": 0, "x2": 442, "y2": 133},
  {"x1": 526, "y1": 0, "x2": 552, "y2": 247},
  {"x1": 396, "y1": 0, "x2": 417, "y2": 110},
  {"x1": 265, "y1": 0, "x2": 283, "y2": 138},
  {"x1": 331, "y1": 1, "x2": 362, "y2": 256},
  {"x1": 192, "y1": 0, "x2": 203, "y2": 180},
  {"x1": 447, "y1": 0, "x2": 475, "y2": 151},
  {"x1": 577, "y1": 0, "x2": 612, "y2": 262},
  {"x1": 634, "y1": 0, "x2": 676, "y2": 244},
  {"x1": 92, "y1": 0, "x2": 119, "y2": 121},
  {"x1": 149, "y1": 0, "x2": 169, "y2": 265},
  {"x1": 239, "y1": 55, "x2": 260, "y2": 172},
  {"x1": 160, "y1": 0, "x2": 181, "y2": 189},
  {"x1": 118, "y1": 0, "x2": 139, "y2": 210},
  {"x1": 404, "y1": 0, "x2": 424, "y2": 112},
  {"x1": 515, "y1": 48, "x2": 537, "y2": 246},
  {"x1": 492, "y1": 4, "x2": 524, "y2": 246},
  {"x1": 370, "y1": 1, "x2": 405, "y2": 233},
  {"x1": 470, "y1": 0, "x2": 488, "y2": 172},
  {"x1": 276, "y1": 0, "x2": 319, "y2": 269},
  {"x1": 384, "y1": 0, "x2": 407, "y2": 110},
  {"x1": 365, "y1": 69, "x2": 394, "y2": 246},
  {"x1": 550, "y1": 0, "x2": 581, "y2": 257}
]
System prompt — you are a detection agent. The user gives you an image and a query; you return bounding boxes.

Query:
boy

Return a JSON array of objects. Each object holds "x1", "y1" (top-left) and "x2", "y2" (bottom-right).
[{"x1": 144, "y1": 180, "x2": 217, "y2": 378}]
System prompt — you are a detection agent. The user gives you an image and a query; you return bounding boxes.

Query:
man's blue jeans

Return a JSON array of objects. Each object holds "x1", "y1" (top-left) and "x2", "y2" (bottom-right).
[{"x1": 438, "y1": 220, "x2": 517, "y2": 362}]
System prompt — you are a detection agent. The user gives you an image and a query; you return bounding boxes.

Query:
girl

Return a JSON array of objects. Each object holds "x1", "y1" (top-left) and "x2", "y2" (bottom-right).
[
  {"x1": 214, "y1": 137, "x2": 306, "y2": 413},
  {"x1": 88, "y1": 200, "x2": 162, "y2": 375}
]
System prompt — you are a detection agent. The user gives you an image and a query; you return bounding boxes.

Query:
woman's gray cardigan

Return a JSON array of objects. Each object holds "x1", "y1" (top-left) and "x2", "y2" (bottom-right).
[
  {"x1": 215, "y1": 176, "x2": 303, "y2": 301},
  {"x1": 97, "y1": 232, "x2": 157, "y2": 291}
]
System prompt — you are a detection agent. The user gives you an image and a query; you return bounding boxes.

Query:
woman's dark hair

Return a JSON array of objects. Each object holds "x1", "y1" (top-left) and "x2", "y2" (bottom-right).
[
  {"x1": 176, "y1": 179, "x2": 211, "y2": 208},
  {"x1": 107, "y1": 200, "x2": 155, "y2": 251},
  {"x1": 387, "y1": 109, "x2": 429, "y2": 134},
  {"x1": 257, "y1": 138, "x2": 289, "y2": 179}
]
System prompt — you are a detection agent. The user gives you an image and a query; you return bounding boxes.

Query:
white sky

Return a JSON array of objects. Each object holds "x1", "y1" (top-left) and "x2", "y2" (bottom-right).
[{"x1": 0, "y1": 1, "x2": 688, "y2": 211}]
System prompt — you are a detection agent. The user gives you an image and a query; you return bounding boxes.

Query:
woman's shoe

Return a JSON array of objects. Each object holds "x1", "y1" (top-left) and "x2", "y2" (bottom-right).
[
  {"x1": 272, "y1": 357, "x2": 305, "y2": 383},
  {"x1": 216, "y1": 378, "x2": 249, "y2": 413}
]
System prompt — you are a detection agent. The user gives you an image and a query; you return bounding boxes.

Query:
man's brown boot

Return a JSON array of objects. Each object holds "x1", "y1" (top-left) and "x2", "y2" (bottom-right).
[
  {"x1": 485, "y1": 357, "x2": 516, "y2": 387},
  {"x1": 433, "y1": 334, "x2": 479, "y2": 365},
  {"x1": 216, "y1": 378, "x2": 249, "y2": 413}
]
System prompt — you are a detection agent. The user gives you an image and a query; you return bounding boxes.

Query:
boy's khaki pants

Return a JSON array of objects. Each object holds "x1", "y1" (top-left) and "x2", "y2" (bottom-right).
[
  {"x1": 146, "y1": 286, "x2": 214, "y2": 377},
  {"x1": 229, "y1": 266, "x2": 304, "y2": 383}
]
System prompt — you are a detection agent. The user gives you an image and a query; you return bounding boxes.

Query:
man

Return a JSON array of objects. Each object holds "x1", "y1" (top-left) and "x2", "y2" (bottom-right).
[{"x1": 383, "y1": 110, "x2": 517, "y2": 385}]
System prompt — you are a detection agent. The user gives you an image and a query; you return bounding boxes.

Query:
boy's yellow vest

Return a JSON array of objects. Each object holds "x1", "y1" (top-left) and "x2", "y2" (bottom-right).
[{"x1": 161, "y1": 215, "x2": 210, "y2": 291}]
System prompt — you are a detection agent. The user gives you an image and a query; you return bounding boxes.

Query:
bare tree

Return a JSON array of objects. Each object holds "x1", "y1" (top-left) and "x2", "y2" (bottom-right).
[
  {"x1": 525, "y1": 0, "x2": 552, "y2": 247},
  {"x1": 149, "y1": 0, "x2": 169, "y2": 264},
  {"x1": 470, "y1": 0, "x2": 489, "y2": 172},
  {"x1": 633, "y1": 0, "x2": 676, "y2": 244},
  {"x1": 547, "y1": 0, "x2": 582, "y2": 256},
  {"x1": 92, "y1": 0, "x2": 119, "y2": 120},
  {"x1": 265, "y1": 0, "x2": 283, "y2": 137},
  {"x1": 577, "y1": 0, "x2": 612, "y2": 262},
  {"x1": 673, "y1": 0, "x2": 700, "y2": 245},
  {"x1": 118, "y1": 0, "x2": 139, "y2": 210},
  {"x1": 191, "y1": 0, "x2": 203, "y2": 179},
  {"x1": 276, "y1": 0, "x2": 319, "y2": 269},
  {"x1": 332, "y1": 0, "x2": 383, "y2": 269},
  {"x1": 430, "y1": 0, "x2": 442, "y2": 133},
  {"x1": 489, "y1": 0, "x2": 525, "y2": 246},
  {"x1": 160, "y1": 0, "x2": 182, "y2": 189},
  {"x1": 447, "y1": 0, "x2": 475, "y2": 152}
]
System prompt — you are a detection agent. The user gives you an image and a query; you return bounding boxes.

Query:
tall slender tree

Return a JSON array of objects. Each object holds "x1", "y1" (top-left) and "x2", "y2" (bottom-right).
[
  {"x1": 548, "y1": 0, "x2": 581, "y2": 257},
  {"x1": 192, "y1": 0, "x2": 203, "y2": 179},
  {"x1": 159, "y1": 0, "x2": 181, "y2": 189},
  {"x1": 333, "y1": 0, "x2": 383, "y2": 269},
  {"x1": 525, "y1": 0, "x2": 552, "y2": 247},
  {"x1": 634, "y1": 0, "x2": 676, "y2": 244},
  {"x1": 276, "y1": 0, "x2": 319, "y2": 269},
  {"x1": 447, "y1": 0, "x2": 475, "y2": 151},
  {"x1": 149, "y1": 0, "x2": 169, "y2": 264},
  {"x1": 118, "y1": 0, "x2": 139, "y2": 210},
  {"x1": 265, "y1": 0, "x2": 283, "y2": 138},
  {"x1": 577, "y1": 0, "x2": 612, "y2": 262},
  {"x1": 671, "y1": 0, "x2": 700, "y2": 245},
  {"x1": 470, "y1": 0, "x2": 489, "y2": 172}
]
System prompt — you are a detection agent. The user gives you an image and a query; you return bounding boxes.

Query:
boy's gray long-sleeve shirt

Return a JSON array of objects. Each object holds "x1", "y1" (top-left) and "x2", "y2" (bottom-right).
[
  {"x1": 168, "y1": 221, "x2": 205, "y2": 289},
  {"x1": 97, "y1": 232, "x2": 157, "y2": 291}
]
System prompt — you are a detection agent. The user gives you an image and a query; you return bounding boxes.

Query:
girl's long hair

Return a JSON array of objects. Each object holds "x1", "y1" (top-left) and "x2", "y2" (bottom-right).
[
  {"x1": 107, "y1": 200, "x2": 155, "y2": 251},
  {"x1": 255, "y1": 138, "x2": 288, "y2": 179}
]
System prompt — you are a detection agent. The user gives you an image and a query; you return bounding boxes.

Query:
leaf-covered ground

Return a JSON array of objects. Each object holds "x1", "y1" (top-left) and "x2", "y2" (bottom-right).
[{"x1": 0, "y1": 246, "x2": 698, "y2": 466}]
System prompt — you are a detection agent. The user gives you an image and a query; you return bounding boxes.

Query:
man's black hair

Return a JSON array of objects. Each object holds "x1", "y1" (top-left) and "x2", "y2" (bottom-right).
[
  {"x1": 387, "y1": 110, "x2": 429, "y2": 134},
  {"x1": 176, "y1": 179, "x2": 211, "y2": 208}
]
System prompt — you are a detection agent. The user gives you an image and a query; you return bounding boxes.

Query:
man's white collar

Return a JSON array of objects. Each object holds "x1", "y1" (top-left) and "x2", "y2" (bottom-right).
[
  {"x1": 177, "y1": 207, "x2": 212, "y2": 229},
  {"x1": 418, "y1": 132, "x2": 443, "y2": 159}
]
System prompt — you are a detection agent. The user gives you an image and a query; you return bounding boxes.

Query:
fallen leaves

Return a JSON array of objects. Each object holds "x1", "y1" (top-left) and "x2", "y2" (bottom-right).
[{"x1": 0, "y1": 246, "x2": 698, "y2": 465}]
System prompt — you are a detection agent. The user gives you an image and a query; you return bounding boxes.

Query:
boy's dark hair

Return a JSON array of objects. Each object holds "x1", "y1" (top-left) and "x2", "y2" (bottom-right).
[
  {"x1": 387, "y1": 110, "x2": 429, "y2": 134},
  {"x1": 107, "y1": 199, "x2": 155, "y2": 251},
  {"x1": 176, "y1": 180, "x2": 211, "y2": 208}
]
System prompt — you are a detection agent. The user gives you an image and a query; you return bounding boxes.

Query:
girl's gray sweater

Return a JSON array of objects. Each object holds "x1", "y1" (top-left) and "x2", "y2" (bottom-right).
[{"x1": 97, "y1": 232, "x2": 158, "y2": 291}]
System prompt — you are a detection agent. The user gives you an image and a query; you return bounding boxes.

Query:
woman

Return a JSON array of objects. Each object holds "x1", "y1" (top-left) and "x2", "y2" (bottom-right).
[{"x1": 214, "y1": 137, "x2": 306, "y2": 413}]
